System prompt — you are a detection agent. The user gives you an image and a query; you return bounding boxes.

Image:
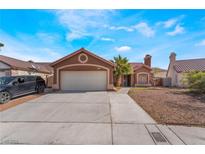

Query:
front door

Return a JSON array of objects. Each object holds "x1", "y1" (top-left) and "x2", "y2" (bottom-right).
[{"x1": 123, "y1": 75, "x2": 131, "y2": 87}]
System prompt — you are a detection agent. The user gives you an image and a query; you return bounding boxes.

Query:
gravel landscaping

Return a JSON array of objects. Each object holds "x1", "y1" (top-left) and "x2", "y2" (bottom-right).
[{"x1": 128, "y1": 87, "x2": 205, "y2": 126}]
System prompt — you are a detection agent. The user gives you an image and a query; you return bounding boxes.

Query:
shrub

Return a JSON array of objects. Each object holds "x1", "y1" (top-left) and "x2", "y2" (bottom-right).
[{"x1": 183, "y1": 71, "x2": 205, "y2": 93}]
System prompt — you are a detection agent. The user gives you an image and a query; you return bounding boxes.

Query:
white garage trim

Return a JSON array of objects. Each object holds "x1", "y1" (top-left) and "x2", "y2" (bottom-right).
[{"x1": 54, "y1": 64, "x2": 110, "y2": 90}]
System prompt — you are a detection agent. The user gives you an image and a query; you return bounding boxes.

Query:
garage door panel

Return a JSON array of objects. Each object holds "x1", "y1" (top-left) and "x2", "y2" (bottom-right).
[{"x1": 60, "y1": 71, "x2": 107, "y2": 91}]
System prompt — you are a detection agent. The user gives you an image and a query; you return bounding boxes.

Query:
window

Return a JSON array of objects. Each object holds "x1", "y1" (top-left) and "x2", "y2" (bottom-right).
[
  {"x1": 138, "y1": 73, "x2": 149, "y2": 84},
  {"x1": 78, "y1": 53, "x2": 88, "y2": 63},
  {"x1": 25, "y1": 76, "x2": 36, "y2": 82},
  {"x1": 17, "y1": 77, "x2": 25, "y2": 83}
]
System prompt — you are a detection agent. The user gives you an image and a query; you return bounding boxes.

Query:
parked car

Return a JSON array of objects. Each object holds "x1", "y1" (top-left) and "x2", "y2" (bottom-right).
[{"x1": 0, "y1": 75, "x2": 46, "y2": 104}]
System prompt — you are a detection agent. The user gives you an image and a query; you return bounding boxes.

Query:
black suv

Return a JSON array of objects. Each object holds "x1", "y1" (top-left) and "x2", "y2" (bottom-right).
[{"x1": 0, "y1": 75, "x2": 46, "y2": 103}]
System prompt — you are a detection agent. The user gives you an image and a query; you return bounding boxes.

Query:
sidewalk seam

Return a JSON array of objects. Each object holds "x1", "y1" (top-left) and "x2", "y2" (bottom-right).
[
  {"x1": 168, "y1": 126, "x2": 186, "y2": 145},
  {"x1": 144, "y1": 124, "x2": 156, "y2": 145}
]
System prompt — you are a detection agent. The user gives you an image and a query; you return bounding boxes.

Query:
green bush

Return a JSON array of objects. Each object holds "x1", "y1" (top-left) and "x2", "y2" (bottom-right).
[{"x1": 183, "y1": 71, "x2": 205, "y2": 93}]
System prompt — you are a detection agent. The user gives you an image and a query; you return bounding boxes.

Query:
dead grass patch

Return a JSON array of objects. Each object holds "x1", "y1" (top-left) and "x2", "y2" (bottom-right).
[{"x1": 128, "y1": 87, "x2": 205, "y2": 126}]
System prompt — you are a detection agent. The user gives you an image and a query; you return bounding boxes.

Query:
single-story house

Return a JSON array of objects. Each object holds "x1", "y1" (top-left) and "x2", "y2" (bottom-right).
[
  {"x1": 166, "y1": 52, "x2": 205, "y2": 87},
  {"x1": 152, "y1": 68, "x2": 167, "y2": 78},
  {"x1": 50, "y1": 48, "x2": 153, "y2": 91},
  {"x1": 0, "y1": 55, "x2": 53, "y2": 87}
]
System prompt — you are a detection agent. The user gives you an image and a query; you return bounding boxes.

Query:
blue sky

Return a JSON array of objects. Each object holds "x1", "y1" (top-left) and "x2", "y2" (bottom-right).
[{"x1": 0, "y1": 10, "x2": 205, "y2": 69}]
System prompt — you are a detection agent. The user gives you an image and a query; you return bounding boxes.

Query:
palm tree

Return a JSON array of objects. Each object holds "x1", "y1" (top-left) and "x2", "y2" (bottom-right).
[
  {"x1": 113, "y1": 55, "x2": 133, "y2": 87},
  {"x1": 0, "y1": 42, "x2": 4, "y2": 47},
  {"x1": 0, "y1": 42, "x2": 4, "y2": 51}
]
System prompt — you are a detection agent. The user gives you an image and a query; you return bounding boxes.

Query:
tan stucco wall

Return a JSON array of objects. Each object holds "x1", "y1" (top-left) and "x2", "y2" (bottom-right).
[
  {"x1": 175, "y1": 72, "x2": 188, "y2": 87},
  {"x1": 154, "y1": 71, "x2": 167, "y2": 78},
  {"x1": 167, "y1": 67, "x2": 187, "y2": 87},
  {"x1": 167, "y1": 61, "x2": 177, "y2": 86},
  {"x1": 11, "y1": 70, "x2": 30, "y2": 76},
  {"x1": 11, "y1": 69, "x2": 52, "y2": 87}
]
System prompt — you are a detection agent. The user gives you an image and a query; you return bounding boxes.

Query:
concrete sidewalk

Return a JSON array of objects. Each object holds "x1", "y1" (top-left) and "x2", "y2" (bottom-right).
[
  {"x1": 109, "y1": 92, "x2": 156, "y2": 124},
  {"x1": 113, "y1": 123, "x2": 205, "y2": 145},
  {"x1": 109, "y1": 92, "x2": 205, "y2": 145},
  {"x1": 118, "y1": 87, "x2": 130, "y2": 94}
]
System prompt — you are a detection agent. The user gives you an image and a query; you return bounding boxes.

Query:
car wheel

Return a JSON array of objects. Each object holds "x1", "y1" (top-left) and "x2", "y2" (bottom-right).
[
  {"x1": 0, "y1": 91, "x2": 11, "y2": 104},
  {"x1": 37, "y1": 85, "x2": 45, "y2": 93}
]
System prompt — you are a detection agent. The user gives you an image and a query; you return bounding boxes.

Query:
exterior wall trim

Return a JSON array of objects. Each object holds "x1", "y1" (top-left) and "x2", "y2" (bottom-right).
[
  {"x1": 51, "y1": 48, "x2": 114, "y2": 67},
  {"x1": 53, "y1": 63, "x2": 112, "y2": 90}
]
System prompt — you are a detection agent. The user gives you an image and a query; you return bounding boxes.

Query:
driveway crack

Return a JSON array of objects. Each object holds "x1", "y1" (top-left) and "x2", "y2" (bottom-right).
[{"x1": 108, "y1": 93, "x2": 114, "y2": 145}]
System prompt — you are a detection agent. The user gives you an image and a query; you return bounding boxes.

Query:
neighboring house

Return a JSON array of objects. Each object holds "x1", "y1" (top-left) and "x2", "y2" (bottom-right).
[
  {"x1": 151, "y1": 68, "x2": 167, "y2": 87},
  {"x1": 167, "y1": 52, "x2": 205, "y2": 87},
  {"x1": 121, "y1": 55, "x2": 152, "y2": 87},
  {"x1": 152, "y1": 67, "x2": 167, "y2": 78},
  {"x1": 0, "y1": 55, "x2": 53, "y2": 87},
  {"x1": 50, "y1": 48, "x2": 153, "y2": 91}
]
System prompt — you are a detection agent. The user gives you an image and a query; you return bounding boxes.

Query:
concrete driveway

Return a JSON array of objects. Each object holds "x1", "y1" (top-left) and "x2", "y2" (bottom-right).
[{"x1": 1, "y1": 91, "x2": 205, "y2": 144}]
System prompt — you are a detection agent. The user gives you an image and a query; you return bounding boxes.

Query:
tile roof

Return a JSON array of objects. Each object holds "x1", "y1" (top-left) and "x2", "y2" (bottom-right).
[
  {"x1": 129, "y1": 62, "x2": 151, "y2": 70},
  {"x1": 129, "y1": 62, "x2": 143, "y2": 69},
  {"x1": 35, "y1": 62, "x2": 53, "y2": 73},
  {"x1": 174, "y1": 58, "x2": 205, "y2": 73},
  {"x1": 0, "y1": 55, "x2": 53, "y2": 74}
]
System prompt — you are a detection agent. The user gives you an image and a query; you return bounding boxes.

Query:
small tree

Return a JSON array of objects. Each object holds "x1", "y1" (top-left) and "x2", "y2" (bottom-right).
[
  {"x1": 182, "y1": 71, "x2": 205, "y2": 93},
  {"x1": 113, "y1": 55, "x2": 133, "y2": 87}
]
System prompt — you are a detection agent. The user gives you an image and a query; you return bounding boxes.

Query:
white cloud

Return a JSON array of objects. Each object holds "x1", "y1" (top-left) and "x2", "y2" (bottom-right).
[
  {"x1": 36, "y1": 32, "x2": 60, "y2": 44},
  {"x1": 167, "y1": 25, "x2": 185, "y2": 36},
  {"x1": 164, "y1": 19, "x2": 178, "y2": 28},
  {"x1": 14, "y1": 32, "x2": 61, "y2": 45},
  {"x1": 133, "y1": 22, "x2": 155, "y2": 38},
  {"x1": 108, "y1": 26, "x2": 134, "y2": 32},
  {"x1": 106, "y1": 22, "x2": 155, "y2": 38},
  {"x1": 100, "y1": 37, "x2": 115, "y2": 42},
  {"x1": 157, "y1": 18, "x2": 178, "y2": 28},
  {"x1": 66, "y1": 31, "x2": 85, "y2": 41},
  {"x1": 115, "y1": 46, "x2": 131, "y2": 52},
  {"x1": 157, "y1": 15, "x2": 185, "y2": 28},
  {"x1": 0, "y1": 30, "x2": 63, "y2": 62},
  {"x1": 54, "y1": 10, "x2": 113, "y2": 41},
  {"x1": 195, "y1": 39, "x2": 205, "y2": 46},
  {"x1": 41, "y1": 48, "x2": 62, "y2": 57}
]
